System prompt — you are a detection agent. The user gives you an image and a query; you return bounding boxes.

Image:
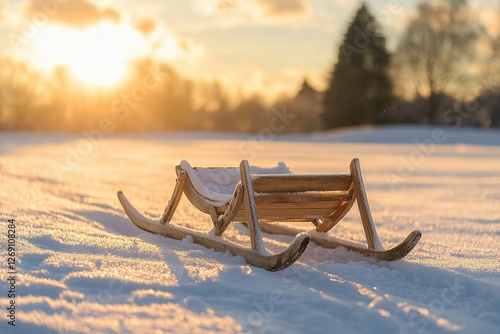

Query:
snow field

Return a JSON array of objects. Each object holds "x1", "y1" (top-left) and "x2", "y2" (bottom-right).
[{"x1": 0, "y1": 126, "x2": 498, "y2": 333}]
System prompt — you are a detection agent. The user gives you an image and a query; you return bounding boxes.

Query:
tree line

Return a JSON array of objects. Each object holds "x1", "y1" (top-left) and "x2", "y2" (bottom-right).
[
  {"x1": 323, "y1": 1, "x2": 499, "y2": 129},
  {"x1": 0, "y1": 0, "x2": 498, "y2": 133}
]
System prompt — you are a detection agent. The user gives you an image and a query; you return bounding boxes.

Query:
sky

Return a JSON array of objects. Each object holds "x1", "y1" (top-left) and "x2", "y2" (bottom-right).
[{"x1": 0, "y1": 0, "x2": 498, "y2": 99}]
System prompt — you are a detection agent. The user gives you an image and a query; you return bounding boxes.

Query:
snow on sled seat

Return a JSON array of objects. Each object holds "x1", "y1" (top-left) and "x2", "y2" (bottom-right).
[{"x1": 117, "y1": 158, "x2": 421, "y2": 271}]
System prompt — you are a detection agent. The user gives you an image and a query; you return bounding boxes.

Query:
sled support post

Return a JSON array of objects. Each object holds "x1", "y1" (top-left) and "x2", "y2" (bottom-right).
[
  {"x1": 214, "y1": 184, "x2": 244, "y2": 236},
  {"x1": 240, "y1": 160, "x2": 266, "y2": 254},
  {"x1": 161, "y1": 171, "x2": 187, "y2": 224},
  {"x1": 315, "y1": 182, "x2": 356, "y2": 233},
  {"x1": 350, "y1": 158, "x2": 382, "y2": 250}
]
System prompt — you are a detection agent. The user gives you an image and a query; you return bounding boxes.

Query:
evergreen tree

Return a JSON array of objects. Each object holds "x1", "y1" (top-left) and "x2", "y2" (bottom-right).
[
  {"x1": 322, "y1": 3, "x2": 392, "y2": 129},
  {"x1": 296, "y1": 78, "x2": 318, "y2": 102},
  {"x1": 293, "y1": 78, "x2": 322, "y2": 132}
]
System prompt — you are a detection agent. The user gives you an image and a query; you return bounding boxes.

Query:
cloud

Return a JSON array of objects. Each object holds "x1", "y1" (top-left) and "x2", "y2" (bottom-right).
[
  {"x1": 251, "y1": 0, "x2": 311, "y2": 19},
  {"x1": 135, "y1": 19, "x2": 156, "y2": 36},
  {"x1": 26, "y1": 0, "x2": 120, "y2": 28},
  {"x1": 191, "y1": 0, "x2": 312, "y2": 26}
]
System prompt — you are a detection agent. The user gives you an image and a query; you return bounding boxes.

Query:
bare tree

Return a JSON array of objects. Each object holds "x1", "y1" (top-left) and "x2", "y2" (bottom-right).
[
  {"x1": 0, "y1": 58, "x2": 41, "y2": 130},
  {"x1": 394, "y1": 0, "x2": 482, "y2": 123}
]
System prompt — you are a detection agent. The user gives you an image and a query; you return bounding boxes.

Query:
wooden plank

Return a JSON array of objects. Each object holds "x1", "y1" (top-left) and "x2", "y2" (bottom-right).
[
  {"x1": 254, "y1": 191, "x2": 351, "y2": 204},
  {"x1": 234, "y1": 206, "x2": 337, "y2": 221},
  {"x1": 181, "y1": 175, "x2": 216, "y2": 215},
  {"x1": 257, "y1": 222, "x2": 421, "y2": 261},
  {"x1": 230, "y1": 192, "x2": 348, "y2": 221},
  {"x1": 315, "y1": 188, "x2": 357, "y2": 233},
  {"x1": 216, "y1": 192, "x2": 350, "y2": 214},
  {"x1": 118, "y1": 191, "x2": 310, "y2": 271},
  {"x1": 350, "y1": 158, "x2": 382, "y2": 250},
  {"x1": 214, "y1": 184, "x2": 244, "y2": 236},
  {"x1": 252, "y1": 174, "x2": 352, "y2": 193},
  {"x1": 160, "y1": 171, "x2": 187, "y2": 224},
  {"x1": 253, "y1": 200, "x2": 345, "y2": 211},
  {"x1": 193, "y1": 167, "x2": 238, "y2": 172},
  {"x1": 240, "y1": 160, "x2": 265, "y2": 253}
]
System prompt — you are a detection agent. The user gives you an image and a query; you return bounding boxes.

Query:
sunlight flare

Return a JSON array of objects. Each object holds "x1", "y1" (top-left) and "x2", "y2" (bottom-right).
[{"x1": 32, "y1": 22, "x2": 148, "y2": 87}]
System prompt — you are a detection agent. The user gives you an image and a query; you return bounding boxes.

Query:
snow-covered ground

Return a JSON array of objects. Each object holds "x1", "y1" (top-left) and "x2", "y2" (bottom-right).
[{"x1": 0, "y1": 126, "x2": 499, "y2": 333}]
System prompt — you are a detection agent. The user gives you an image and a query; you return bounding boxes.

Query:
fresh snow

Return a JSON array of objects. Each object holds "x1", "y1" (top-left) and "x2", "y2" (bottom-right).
[
  {"x1": 0, "y1": 125, "x2": 499, "y2": 334},
  {"x1": 178, "y1": 159, "x2": 291, "y2": 205}
]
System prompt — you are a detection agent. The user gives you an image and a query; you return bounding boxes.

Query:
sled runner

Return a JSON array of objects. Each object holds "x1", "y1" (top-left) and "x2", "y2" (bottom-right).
[{"x1": 118, "y1": 158, "x2": 421, "y2": 271}]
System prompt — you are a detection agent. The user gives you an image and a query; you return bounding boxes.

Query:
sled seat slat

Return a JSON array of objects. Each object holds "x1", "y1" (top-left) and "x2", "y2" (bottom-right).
[
  {"x1": 228, "y1": 190, "x2": 352, "y2": 221},
  {"x1": 254, "y1": 191, "x2": 351, "y2": 204},
  {"x1": 215, "y1": 191, "x2": 351, "y2": 216},
  {"x1": 234, "y1": 206, "x2": 343, "y2": 221},
  {"x1": 252, "y1": 174, "x2": 352, "y2": 193}
]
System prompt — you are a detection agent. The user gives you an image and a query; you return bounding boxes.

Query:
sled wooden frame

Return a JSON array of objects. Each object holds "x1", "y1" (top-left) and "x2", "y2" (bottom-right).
[{"x1": 118, "y1": 158, "x2": 421, "y2": 271}]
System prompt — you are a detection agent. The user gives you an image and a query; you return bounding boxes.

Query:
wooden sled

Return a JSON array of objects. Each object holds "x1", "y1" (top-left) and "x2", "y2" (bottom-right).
[{"x1": 118, "y1": 158, "x2": 421, "y2": 271}]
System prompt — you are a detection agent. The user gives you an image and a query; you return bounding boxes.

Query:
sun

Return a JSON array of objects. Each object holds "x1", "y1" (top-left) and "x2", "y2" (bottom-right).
[{"x1": 32, "y1": 22, "x2": 147, "y2": 88}]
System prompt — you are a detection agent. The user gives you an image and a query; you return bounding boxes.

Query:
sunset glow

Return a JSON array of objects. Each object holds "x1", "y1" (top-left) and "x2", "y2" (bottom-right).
[
  {"x1": 32, "y1": 23, "x2": 148, "y2": 87},
  {"x1": 0, "y1": 0, "x2": 497, "y2": 133}
]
